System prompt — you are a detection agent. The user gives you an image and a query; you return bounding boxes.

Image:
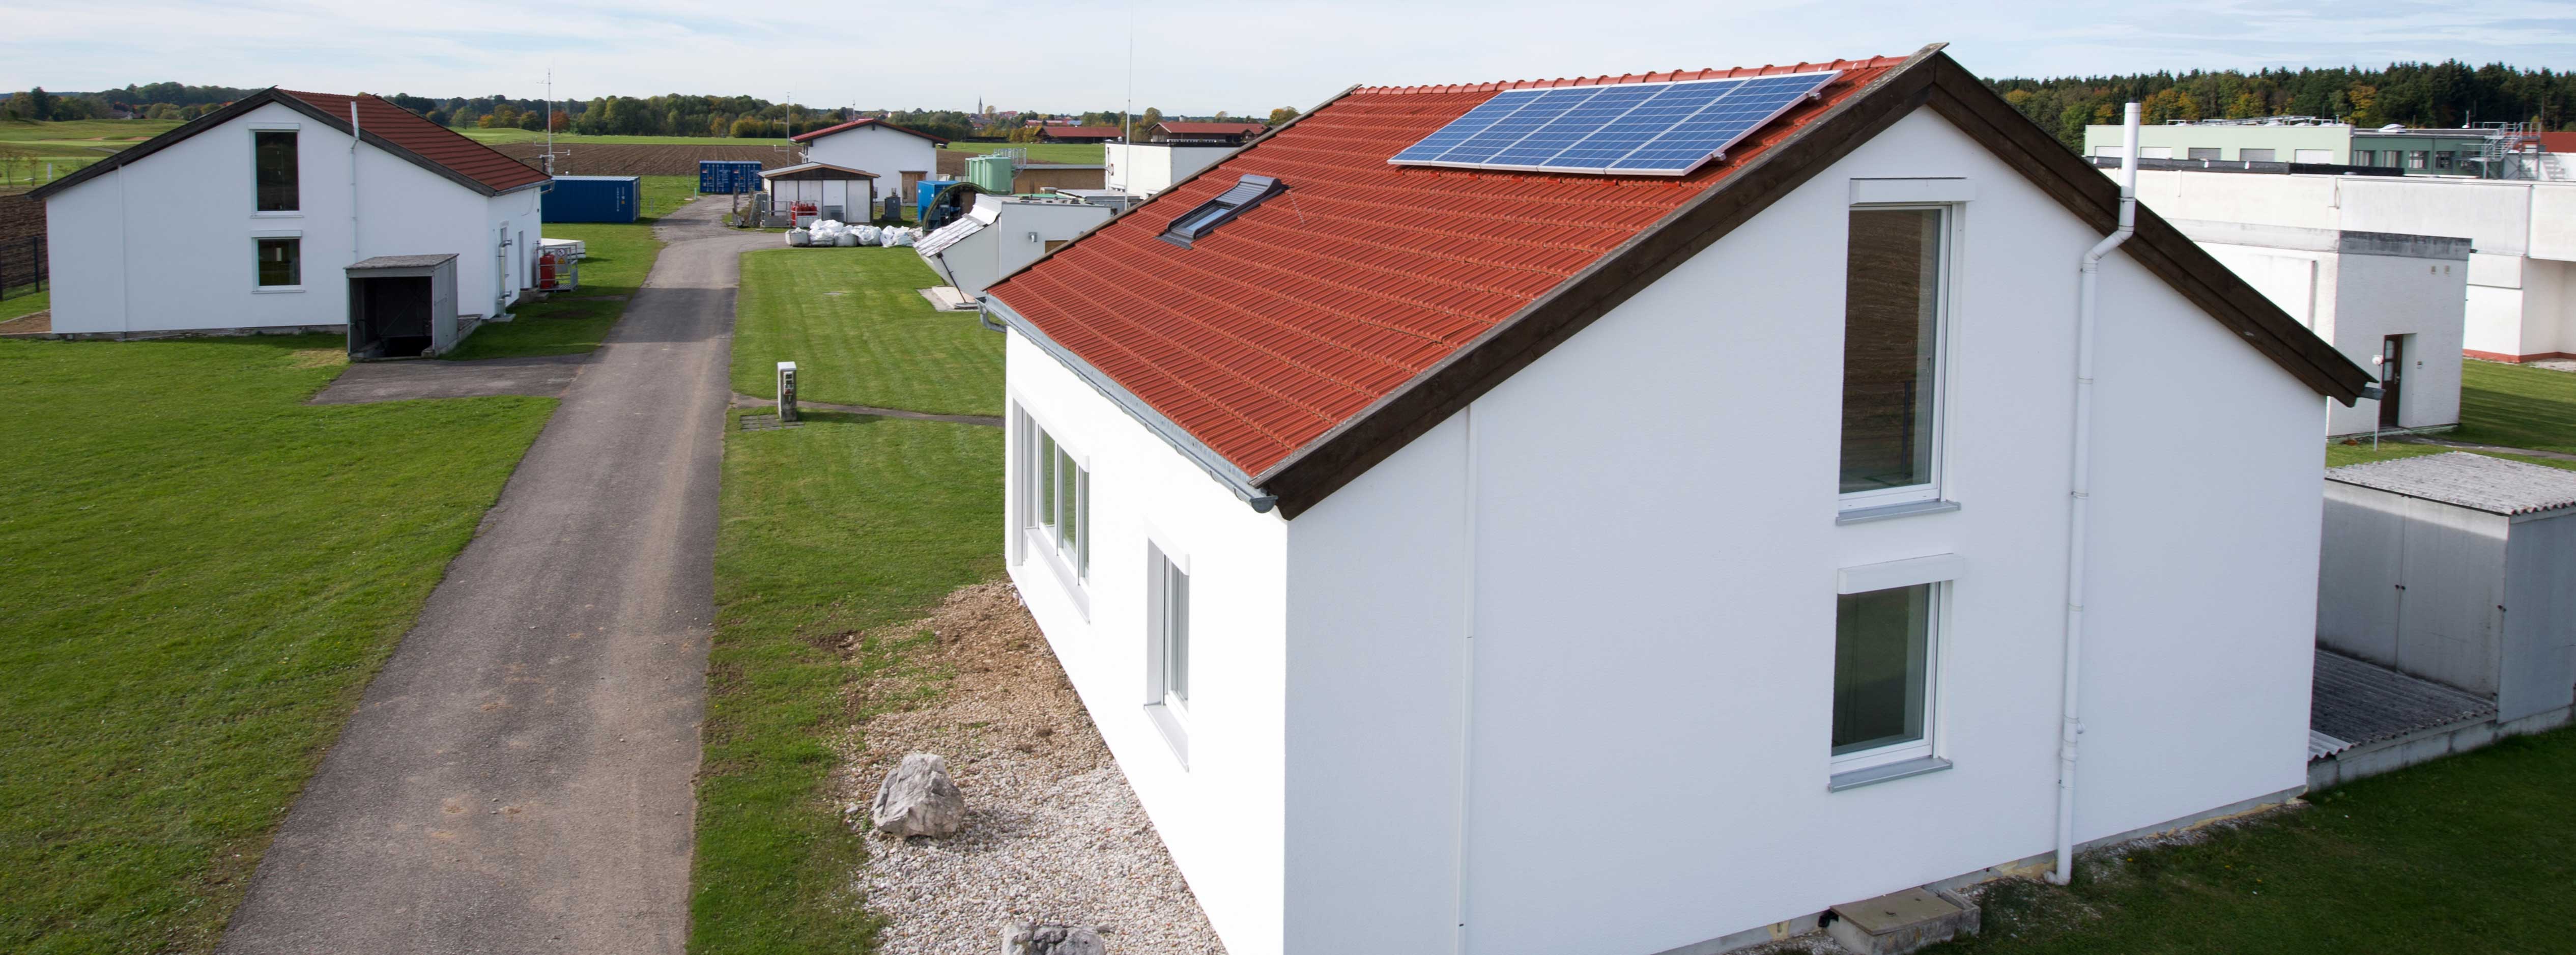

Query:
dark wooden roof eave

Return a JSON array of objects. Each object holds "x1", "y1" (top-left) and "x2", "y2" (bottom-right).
[{"x1": 1248, "y1": 45, "x2": 2371, "y2": 519}]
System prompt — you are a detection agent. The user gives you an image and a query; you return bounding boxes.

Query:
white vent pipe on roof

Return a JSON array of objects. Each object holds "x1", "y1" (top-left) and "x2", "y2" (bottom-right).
[{"x1": 2053, "y1": 100, "x2": 2139, "y2": 887}]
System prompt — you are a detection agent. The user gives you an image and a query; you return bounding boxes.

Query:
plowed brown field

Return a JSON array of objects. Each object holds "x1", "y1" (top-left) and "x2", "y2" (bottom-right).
[{"x1": 496, "y1": 143, "x2": 795, "y2": 177}]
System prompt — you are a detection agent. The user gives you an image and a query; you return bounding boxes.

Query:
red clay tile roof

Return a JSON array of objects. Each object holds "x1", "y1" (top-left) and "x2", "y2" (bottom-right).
[
  {"x1": 1157, "y1": 122, "x2": 1267, "y2": 136},
  {"x1": 791, "y1": 117, "x2": 949, "y2": 145},
  {"x1": 989, "y1": 57, "x2": 1908, "y2": 478},
  {"x1": 32, "y1": 88, "x2": 547, "y2": 201},
  {"x1": 1041, "y1": 126, "x2": 1127, "y2": 140},
  {"x1": 279, "y1": 90, "x2": 549, "y2": 193}
]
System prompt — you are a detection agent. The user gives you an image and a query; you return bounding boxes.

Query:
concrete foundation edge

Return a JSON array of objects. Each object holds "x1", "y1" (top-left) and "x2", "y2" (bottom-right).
[
  {"x1": 1649, "y1": 785, "x2": 2307, "y2": 955},
  {"x1": 2308, "y1": 704, "x2": 2572, "y2": 791},
  {"x1": 15, "y1": 323, "x2": 347, "y2": 342}
]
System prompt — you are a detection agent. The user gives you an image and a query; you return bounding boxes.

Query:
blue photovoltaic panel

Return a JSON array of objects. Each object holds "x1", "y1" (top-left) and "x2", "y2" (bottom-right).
[
  {"x1": 1388, "y1": 89, "x2": 1545, "y2": 163},
  {"x1": 1387, "y1": 70, "x2": 1839, "y2": 176}
]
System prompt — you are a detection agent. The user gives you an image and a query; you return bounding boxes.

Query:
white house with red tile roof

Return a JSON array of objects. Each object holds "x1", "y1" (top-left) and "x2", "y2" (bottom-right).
[
  {"x1": 791, "y1": 118, "x2": 947, "y2": 215},
  {"x1": 982, "y1": 45, "x2": 2369, "y2": 955},
  {"x1": 34, "y1": 89, "x2": 551, "y2": 338}
]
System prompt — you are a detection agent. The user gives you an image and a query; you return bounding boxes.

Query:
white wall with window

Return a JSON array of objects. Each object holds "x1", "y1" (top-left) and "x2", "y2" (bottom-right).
[
  {"x1": 1275, "y1": 107, "x2": 2323, "y2": 955},
  {"x1": 41, "y1": 99, "x2": 541, "y2": 336},
  {"x1": 1002, "y1": 330, "x2": 1291, "y2": 952}
]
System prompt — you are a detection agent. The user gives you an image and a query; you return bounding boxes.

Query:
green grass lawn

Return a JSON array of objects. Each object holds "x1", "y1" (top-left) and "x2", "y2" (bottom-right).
[
  {"x1": 0, "y1": 119, "x2": 182, "y2": 143},
  {"x1": 731, "y1": 248, "x2": 1003, "y2": 415},
  {"x1": 2326, "y1": 360, "x2": 2576, "y2": 471},
  {"x1": 438, "y1": 213, "x2": 673, "y2": 361},
  {"x1": 944, "y1": 141, "x2": 1105, "y2": 165},
  {"x1": 692, "y1": 410, "x2": 1004, "y2": 953},
  {"x1": 1930, "y1": 726, "x2": 2576, "y2": 954},
  {"x1": 1, "y1": 289, "x2": 46, "y2": 321},
  {"x1": 0, "y1": 336, "x2": 555, "y2": 953},
  {"x1": 0, "y1": 119, "x2": 175, "y2": 189}
]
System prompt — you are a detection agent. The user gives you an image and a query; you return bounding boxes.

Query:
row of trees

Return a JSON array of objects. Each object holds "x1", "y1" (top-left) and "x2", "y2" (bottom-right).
[
  {"x1": 1987, "y1": 61, "x2": 2576, "y2": 153},
  {"x1": 6, "y1": 80, "x2": 1317, "y2": 143}
]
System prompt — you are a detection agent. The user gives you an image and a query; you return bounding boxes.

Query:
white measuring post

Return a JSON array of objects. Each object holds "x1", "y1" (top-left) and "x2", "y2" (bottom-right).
[{"x1": 776, "y1": 361, "x2": 799, "y2": 423}]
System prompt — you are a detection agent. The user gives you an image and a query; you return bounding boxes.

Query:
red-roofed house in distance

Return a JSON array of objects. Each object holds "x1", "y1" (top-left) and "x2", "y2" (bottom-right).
[
  {"x1": 790, "y1": 117, "x2": 948, "y2": 216},
  {"x1": 1149, "y1": 120, "x2": 1268, "y2": 145},
  {"x1": 34, "y1": 89, "x2": 551, "y2": 347},
  {"x1": 983, "y1": 45, "x2": 2369, "y2": 955},
  {"x1": 1034, "y1": 125, "x2": 1126, "y2": 143}
]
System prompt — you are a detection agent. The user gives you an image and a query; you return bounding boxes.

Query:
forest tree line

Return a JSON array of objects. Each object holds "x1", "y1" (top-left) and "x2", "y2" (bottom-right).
[{"x1": 1987, "y1": 60, "x2": 2576, "y2": 153}]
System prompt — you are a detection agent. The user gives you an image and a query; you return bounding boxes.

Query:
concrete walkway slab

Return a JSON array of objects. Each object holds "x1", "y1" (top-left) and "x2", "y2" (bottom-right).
[
  {"x1": 219, "y1": 199, "x2": 776, "y2": 955},
  {"x1": 308, "y1": 353, "x2": 592, "y2": 404}
]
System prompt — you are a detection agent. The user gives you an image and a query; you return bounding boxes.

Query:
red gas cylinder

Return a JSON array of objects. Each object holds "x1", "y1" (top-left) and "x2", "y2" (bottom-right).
[{"x1": 538, "y1": 251, "x2": 559, "y2": 290}]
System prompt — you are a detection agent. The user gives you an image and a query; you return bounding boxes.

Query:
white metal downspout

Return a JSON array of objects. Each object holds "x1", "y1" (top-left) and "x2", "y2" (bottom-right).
[
  {"x1": 2054, "y1": 101, "x2": 2139, "y2": 886},
  {"x1": 349, "y1": 103, "x2": 362, "y2": 265}
]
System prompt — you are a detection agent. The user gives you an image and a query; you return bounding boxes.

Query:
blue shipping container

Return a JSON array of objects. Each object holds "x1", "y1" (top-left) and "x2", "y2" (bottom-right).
[
  {"x1": 916, "y1": 179, "x2": 963, "y2": 213},
  {"x1": 542, "y1": 176, "x2": 640, "y2": 223},
  {"x1": 698, "y1": 160, "x2": 764, "y2": 194}
]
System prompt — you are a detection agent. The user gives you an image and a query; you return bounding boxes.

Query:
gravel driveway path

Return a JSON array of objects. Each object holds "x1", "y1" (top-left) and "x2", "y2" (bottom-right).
[
  {"x1": 218, "y1": 198, "x2": 774, "y2": 955},
  {"x1": 844, "y1": 583, "x2": 1226, "y2": 955}
]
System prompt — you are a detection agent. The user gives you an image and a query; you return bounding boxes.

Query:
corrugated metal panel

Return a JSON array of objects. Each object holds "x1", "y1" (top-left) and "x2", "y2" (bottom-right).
[
  {"x1": 699, "y1": 160, "x2": 764, "y2": 194},
  {"x1": 986, "y1": 57, "x2": 1906, "y2": 476},
  {"x1": 542, "y1": 176, "x2": 640, "y2": 223},
  {"x1": 2309, "y1": 648, "x2": 2495, "y2": 760},
  {"x1": 2327, "y1": 452, "x2": 2576, "y2": 515}
]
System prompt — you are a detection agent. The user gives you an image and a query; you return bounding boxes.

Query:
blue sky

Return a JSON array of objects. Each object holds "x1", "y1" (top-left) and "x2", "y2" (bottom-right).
[{"x1": 3, "y1": 0, "x2": 2571, "y2": 114}]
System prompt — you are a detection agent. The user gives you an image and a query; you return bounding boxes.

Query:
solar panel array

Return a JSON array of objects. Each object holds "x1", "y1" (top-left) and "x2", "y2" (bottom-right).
[{"x1": 1388, "y1": 71, "x2": 1840, "y2": 176}]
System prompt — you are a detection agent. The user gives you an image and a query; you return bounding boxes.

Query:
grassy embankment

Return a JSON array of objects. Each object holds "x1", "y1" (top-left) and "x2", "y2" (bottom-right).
[
  {"x1": 690, "y1": 245, "x2": 1007, "y2": 952},
  {"x1": 0, "y1": 336, "x2": 555, "y2": 953}
]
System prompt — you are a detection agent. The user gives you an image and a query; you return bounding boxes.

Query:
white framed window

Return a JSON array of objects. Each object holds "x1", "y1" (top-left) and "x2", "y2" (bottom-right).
[
  {"x1": 1839, "y1": 204, "x2": 1954, "y2": 512},
  {"x1": 251, "y1": 127, "x2": 299, "y2": 214},
  {"x1": 1018, "y1": 410, "x2": 1090, "y2": 599},
  {"x1": 254, "y1": 236, "x2": 303, "y2": 290},
  {"x1": 1830, "y1": 581, "x2": 1939, "y2": 772},
  {"x1": 1144, "y1": 542, "x2": 1191, "y2": 765},
  {"x1": 1828, "y1": 554, "x2": 1962, "y2": 788},
  {"x1": 2239, "y1": 148, "x2": 2277, "y2": 162}
]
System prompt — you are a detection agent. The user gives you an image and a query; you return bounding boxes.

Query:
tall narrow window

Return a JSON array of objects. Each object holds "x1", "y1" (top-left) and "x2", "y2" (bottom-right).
[
  {"x1": 1157, "y1": 551, "x2": 1189, "y2": 710},
  {"x1": 255, "y1": 237, "x2": 301, "y2": 287},
  {"x1": 1146, "y1": 543, "x2": 1192, "y2": 764},
  {"x1": 254, "y1": 130, "x2": 298, "y2": 212},
  {"x1": 1022, "y1": 418, "x2": 1088, "y2": 583},
  {"x1": 1832, "y1": 583, "x2": 1936, "y2": 766},
  {"x1": 1840, "y1": 207, "x2": 1945, "y2": 505}
]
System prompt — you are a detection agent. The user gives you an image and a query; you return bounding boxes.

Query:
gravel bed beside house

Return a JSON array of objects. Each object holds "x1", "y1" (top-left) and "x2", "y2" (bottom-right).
[{"x1": 838, "y1": 581, "x2": 1225, "y2": 954}]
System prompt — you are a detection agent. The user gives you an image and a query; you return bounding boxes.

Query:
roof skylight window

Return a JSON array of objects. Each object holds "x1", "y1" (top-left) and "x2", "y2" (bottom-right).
[{"x1": 1159, "y1": 175, "x2": 1285, "y2": 248}]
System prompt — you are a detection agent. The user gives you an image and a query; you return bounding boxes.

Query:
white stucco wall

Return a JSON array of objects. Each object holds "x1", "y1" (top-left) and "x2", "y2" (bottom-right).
[
  {"x1": 2184, "y1": 227, "x2": 2464, "y2": 434},
  {"x1": 932, "y1": 198, "x2": 1112, "y2": 294},
  {"x1": 2334, "y1": 251, "x2": 2466, "y2": 431},
  {"x1": 800, "y1": 125, "x2": 938, "y2": 208},
  {"x1": 1275, "y1": 107, "x2": 2326, "y2": 955},
  {"x1": 1003, "y1": 332, "x2": 1291, "y2": 954},
  {"x1": 43, "y1": 100, "x2": 537, "y2": 335},
  {"x1": 1105, "y1": 143, "x2": 1236, "y2": 197},
  {"x1": 2131, "y1": 168, "x2": 2576, "y2": 359}
]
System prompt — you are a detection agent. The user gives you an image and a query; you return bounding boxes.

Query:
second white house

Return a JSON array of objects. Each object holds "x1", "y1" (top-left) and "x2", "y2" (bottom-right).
[{"x1": 982, "y1": 45, "x2": 2371, "y2": 955}]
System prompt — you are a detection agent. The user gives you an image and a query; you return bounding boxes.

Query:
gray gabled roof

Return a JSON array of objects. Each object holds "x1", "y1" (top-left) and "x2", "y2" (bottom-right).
[{"x1": 2327, "y1": 452, "x2": 2576, "y2": 516}]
